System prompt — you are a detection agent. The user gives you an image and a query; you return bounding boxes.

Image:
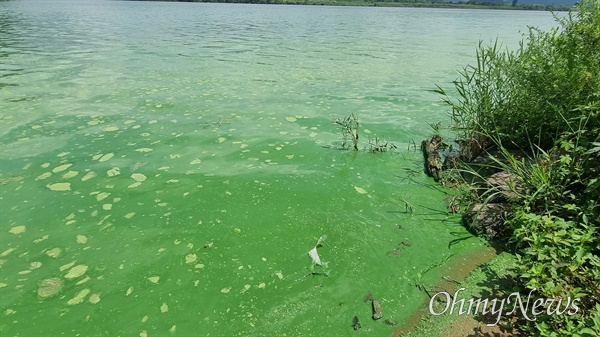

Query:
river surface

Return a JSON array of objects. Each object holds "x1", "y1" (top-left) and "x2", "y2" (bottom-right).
[{"x1": 0, "y1": 1, "x2": 558, "y2": 336}]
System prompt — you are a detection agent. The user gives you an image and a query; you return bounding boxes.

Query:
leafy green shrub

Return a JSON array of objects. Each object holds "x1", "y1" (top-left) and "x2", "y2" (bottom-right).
[
  {"x1": 434, "y1": 1, "x2": 600, "y2": 335},
  {"x1": 435, "y1": 0, "x2": 600, "y2": 151},
  {"x1": 509, "y1": 131, "x2": 599, "y2": 335}
]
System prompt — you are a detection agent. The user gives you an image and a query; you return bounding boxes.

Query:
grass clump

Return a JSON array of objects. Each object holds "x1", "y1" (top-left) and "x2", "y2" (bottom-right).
[
  {"x1": 367, "y1": 135, "x2": 398, "y2": 153},
  {"x1": 333, "y1": 113, "x2": 360, "y2": 150},
  {"x1": 434, "y1": 0, "x2": 600, "y2": 153},
  {"x1": 332, "y1": 113, "x2": 398, "y2": 152},
  {"x1": 433, "y1": 1, "x2": 600, "y2": 335}
]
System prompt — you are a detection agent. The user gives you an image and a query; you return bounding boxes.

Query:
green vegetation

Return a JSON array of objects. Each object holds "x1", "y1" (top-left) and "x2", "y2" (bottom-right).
[
  {"x1": 333, "y1": 113, "x2": 360, "y2": 150},
  {"x1": 433, "y1": 0, "x2": 600, "y2": 335},
  {"x1": 332, "y1": 113, "x2": 399, "y2": 152},
  {"x1": 367, "y1": 135, "x2": 398, "y2": 153}
]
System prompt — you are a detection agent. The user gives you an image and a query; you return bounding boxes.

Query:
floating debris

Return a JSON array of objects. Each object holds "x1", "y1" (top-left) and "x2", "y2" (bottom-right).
[
  {"x1": 387, "y1": 248, "x2": 402, "y2": 256},
  {"x1": 307, "y1": 235, "x2": 327, "y2": 266},
  {"x1": 372, "y1": 300, "x2": 383, "y2": 320},
  {"x1": 384, "y1": 319, "x2": 398, "y2": 326},
  {"x1": 352, "y1": 316, "x2": 361, "y2": 331}
]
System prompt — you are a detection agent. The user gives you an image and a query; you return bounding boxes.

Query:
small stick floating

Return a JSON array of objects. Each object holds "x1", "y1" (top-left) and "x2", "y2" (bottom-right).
[{"x1": 372, "y1": 300, "x2": 383, "y2": 320}]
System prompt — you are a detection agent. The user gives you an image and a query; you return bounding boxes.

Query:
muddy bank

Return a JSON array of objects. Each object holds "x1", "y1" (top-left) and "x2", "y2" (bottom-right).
[{"x1": 391, "y1": 245, "x2": 498, "y2": 337}]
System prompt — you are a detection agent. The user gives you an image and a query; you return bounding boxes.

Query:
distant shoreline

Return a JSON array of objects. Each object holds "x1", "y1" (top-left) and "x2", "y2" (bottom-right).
[{"x1": 126, "y1": 0, "x2": 573, "y2": 11}]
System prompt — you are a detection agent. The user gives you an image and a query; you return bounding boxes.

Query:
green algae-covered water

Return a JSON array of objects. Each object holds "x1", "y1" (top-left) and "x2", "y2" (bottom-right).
[{"x1": 0, "y1": 2, "x2": 558, "y2": 336}]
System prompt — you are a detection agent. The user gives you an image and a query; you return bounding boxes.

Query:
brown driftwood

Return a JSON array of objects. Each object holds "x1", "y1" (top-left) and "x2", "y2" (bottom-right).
[{"x1": 421, "y1": 135, "x2": 443, "y2": 182}]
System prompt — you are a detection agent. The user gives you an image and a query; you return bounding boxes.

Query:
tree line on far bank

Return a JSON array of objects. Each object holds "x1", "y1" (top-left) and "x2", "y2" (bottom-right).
[{"x1": 127, "y1": 0, "x2": 574, "y2": 11}]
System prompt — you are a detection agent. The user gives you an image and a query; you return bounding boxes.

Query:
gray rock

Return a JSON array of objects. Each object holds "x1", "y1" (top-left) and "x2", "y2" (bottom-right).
[
  {"x1": 464, "y1": 203, "x2": 509, "y2": 240},
  {"x1": 486, "y1": 171, "x2": 521, "y2": 202}
]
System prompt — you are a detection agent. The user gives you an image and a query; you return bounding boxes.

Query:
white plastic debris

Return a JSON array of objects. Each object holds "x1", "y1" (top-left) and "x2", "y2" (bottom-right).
[
  {"x1": 307, "y1": 235, "x2": 327, "y2": 266},
  {"x1": 308, "y1": 247, "x2": 322, "y2": 266}
]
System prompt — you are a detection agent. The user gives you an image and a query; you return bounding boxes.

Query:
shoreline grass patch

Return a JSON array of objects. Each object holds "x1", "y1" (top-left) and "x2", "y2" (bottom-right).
[{"x1": 430, "y1": 1, "x2": 600, "y2": 335}]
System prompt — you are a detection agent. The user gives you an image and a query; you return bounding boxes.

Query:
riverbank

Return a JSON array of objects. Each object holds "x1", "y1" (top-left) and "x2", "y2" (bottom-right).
[
  {"x1": 415, "y1": 0, "x2": 600, "y2": 335},
  {"x1": 397, "y1": 251, "x2": 520, "y2": 337}
]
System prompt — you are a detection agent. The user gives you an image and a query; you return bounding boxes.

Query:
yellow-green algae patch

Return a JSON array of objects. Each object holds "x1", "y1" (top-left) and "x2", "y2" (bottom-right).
[
  {"x1": 62, "y1": 170, "x2": 78, "y2": 179},
  {"x1": 37, "y1": 278, "x2": 63, "y2": 299},
  {"x1": 52, "y1": 164, "x2": 72, "y2": 173},
  {"x1": 45, "y1": 248, "x2": 61, "y2": 258},
  {"x1": 353, "y1": 186, "x2": 368, "y2": 194},
  {"x1": 98, "y1": 153, "x2": 114, "y2": 162},
  {"x1": 89, "y1": 293, "x2": 101, "y2": 304},
  {"x1": 8, "y1": 226, "x2": 26, "y2": 234},
  {"x1": 47, "y1": 182, "x2": 71, "y2": 191},
  {"x1": 81, "y1": 171, "x2": 96, "y2": 181},
  {"x1": 131, "y1": 173, "x2": 147, "y2": 182},
  {"x1": 67, "y1": 288, "x2": 91, "y2": 305},
  {"x1": 64, "y1": 264, "x2": 88, "y2": 279}
]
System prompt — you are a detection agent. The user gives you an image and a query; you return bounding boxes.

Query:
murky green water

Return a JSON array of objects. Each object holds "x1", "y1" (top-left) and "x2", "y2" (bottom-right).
[{"x1": 0, "y1": 2, "x2": 558, "y2": 336}]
